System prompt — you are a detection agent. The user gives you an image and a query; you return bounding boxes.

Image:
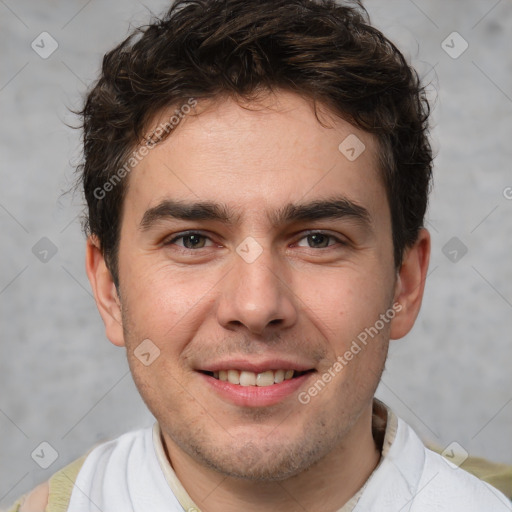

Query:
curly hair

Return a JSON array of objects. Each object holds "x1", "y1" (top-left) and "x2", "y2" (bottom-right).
[{"x1": 79, "y1": 0, "x2": 433, "y2": 285}]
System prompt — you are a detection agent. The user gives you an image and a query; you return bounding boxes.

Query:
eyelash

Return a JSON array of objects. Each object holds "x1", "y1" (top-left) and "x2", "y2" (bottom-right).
[{"x1": 164, "y1": 230, "x2": 345, "y2": 250}]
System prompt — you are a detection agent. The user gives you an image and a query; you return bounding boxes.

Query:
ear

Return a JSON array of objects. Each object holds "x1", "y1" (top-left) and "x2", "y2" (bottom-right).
[
  {"x1": 85, "y1": 236, "x2": 125, "y2": 347},
  {"x1": 390, "y1": 228, "x2": 431, "y2": 340}
]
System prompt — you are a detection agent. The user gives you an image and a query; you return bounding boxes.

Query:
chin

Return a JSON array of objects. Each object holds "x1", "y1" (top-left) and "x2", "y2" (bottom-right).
[{"x1": 187, "y1": 435, "x2": 327, "y2": 482}]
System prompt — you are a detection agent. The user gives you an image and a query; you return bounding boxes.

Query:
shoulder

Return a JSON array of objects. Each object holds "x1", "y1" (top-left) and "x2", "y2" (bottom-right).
[
  {"x1": 9, "y1": 451, "x2": 88, "y2": 512},
  {"x1": 385, "y1": 416, "x2": 512, "y2": 511},
  {"x1": 5, "y1": 429, "x2": 143, "y2": 512},
  {"x1": 416, "y1": 446, "x2": 512, "y2": 510},
  {"x1": 7, "y1": 425, "x2": 156, "y2": 512}
]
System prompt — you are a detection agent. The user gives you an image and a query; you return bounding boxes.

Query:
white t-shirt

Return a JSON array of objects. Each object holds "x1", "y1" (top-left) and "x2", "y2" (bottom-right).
[{"x1": 66, "y1": 404, "x2": 512, "y2": 511}]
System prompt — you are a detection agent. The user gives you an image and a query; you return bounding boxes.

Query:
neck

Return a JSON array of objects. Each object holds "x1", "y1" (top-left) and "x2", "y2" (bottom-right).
[{"x1": 162, "y1": 405, "x2": 381, "y2": 512}]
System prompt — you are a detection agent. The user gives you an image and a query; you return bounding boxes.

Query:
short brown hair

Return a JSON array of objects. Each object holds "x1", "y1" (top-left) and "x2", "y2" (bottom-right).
[{"x1": 79, "y1": 0, "x2": 433, "y2": 284}]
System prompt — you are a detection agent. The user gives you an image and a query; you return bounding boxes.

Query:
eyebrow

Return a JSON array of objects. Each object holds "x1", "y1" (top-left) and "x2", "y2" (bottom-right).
[{"x1": 139, "y1": 196, "x2": 371, "y2": 231}]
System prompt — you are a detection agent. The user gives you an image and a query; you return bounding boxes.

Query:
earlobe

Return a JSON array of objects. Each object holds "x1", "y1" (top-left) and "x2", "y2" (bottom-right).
[
  {"x1": 390, "y1": 229, "x2": 431, "y2": 340},
  {"x1": 85, "y1": 236, "x2": 125, "y2": 347}
]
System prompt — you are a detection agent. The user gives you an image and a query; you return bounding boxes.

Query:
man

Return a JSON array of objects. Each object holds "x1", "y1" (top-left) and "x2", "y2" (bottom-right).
[{"x1": 10, "y1": 0, "x2": 512, "y2": 510}]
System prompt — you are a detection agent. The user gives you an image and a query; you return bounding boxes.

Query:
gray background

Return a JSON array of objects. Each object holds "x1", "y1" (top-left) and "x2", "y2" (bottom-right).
[{"x1": 1, "y1": 0, "x2": 511, "y2": 507}]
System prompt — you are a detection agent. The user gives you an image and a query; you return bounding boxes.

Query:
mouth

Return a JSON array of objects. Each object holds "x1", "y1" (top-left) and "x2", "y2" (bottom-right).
[
  {"x1": 197, "y1": 364, "x2": 316, "y2": 407},
  {"x1": 200, "y1": 369, "x2": 313, "y2": 387}
]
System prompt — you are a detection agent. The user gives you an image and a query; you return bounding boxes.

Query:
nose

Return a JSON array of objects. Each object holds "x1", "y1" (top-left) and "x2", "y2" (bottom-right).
[{"x1": 216, "y1": 244, "x2": 298, "y2": 335}]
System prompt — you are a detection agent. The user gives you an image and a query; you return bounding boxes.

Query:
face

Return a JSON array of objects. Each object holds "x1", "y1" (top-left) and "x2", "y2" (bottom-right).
[{"x1": 88, "y1": 91, "x2": 426, "y2": 481}]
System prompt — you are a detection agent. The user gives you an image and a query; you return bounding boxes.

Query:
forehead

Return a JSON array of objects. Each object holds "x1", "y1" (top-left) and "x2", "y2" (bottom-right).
[{"x1": 124, "y1": 91, "x2": 388, "y2": 226}]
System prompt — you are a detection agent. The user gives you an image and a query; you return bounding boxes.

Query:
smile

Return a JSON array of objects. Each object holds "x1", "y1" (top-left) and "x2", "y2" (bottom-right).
[
  {"x1": 204, "y1": 369, "x2": 311, "y2": 387},
  {"x1": 198, "y1": 366, "x2": 316, "y2": 407}
]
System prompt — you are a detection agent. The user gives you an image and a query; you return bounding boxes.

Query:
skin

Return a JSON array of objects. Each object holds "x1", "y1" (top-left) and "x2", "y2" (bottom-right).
[{"x1": 83, "y1": 91, "x2": 430, "y2": 512}]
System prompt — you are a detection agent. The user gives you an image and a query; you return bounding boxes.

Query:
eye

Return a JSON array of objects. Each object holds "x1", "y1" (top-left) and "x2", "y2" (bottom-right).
[
  {"x1": 165, "y1": 232, "x2": 213, "y2": 249},
  {"x1": 163, "y1": 231, "x2": 345, "y2": 251},
  {"x1": 296, "y1": 232, "x2": 343, "y2": 249}
]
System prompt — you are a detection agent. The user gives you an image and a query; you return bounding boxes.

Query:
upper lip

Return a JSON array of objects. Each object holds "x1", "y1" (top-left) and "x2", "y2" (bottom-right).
[{"x1": 197, "y1": 358, "x2": 315, "y2": 374}]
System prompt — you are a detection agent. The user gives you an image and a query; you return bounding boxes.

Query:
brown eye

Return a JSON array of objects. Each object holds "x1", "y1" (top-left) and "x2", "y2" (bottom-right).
[
  {"x1": 306, "y1": 233, "x2": 330, "y2": 248},
  {"x1": 166, "y1": 232, "x2": 211, "y2": 249},
  {"x1": 296, "y1": 232, "x2": 340, "y2": 249},
  {"x1": 181, "y1": 234, "x2": 206, "y2": 248}
]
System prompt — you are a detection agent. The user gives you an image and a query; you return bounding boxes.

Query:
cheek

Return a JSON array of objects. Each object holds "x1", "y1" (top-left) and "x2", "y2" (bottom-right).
[
  {"x1": 121, "y1": 262, "x2": 218, "y2": 366},
  {"x1": 121, "y1": 261, "x2": 210, "y2": 333},
  {"x1": 296, "y1": 265, "x2": 394, "y2": 341}
]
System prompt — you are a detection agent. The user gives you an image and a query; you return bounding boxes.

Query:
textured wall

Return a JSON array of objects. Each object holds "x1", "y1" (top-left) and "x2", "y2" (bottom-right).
[{"x1": 1, "y1": 0, "x2": 511, "y2": 507}]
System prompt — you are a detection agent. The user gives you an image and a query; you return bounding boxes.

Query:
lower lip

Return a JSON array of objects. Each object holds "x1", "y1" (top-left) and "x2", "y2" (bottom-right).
[{"x1": 199, "y1": 372, "x2": 314, "y2": 407}]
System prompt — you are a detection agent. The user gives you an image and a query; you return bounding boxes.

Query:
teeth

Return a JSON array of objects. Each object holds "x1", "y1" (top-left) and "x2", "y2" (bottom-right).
[
  {"x1": 239, "y1": 371, "x2": 256, "y2": 386},
  {"x1": 274, "y1": 369, "x2": 285, "y2": 383},
  {"x1": 256, "y1": 371, "x2": 274, "y2": 387},
  {"x1": 227, "y1": 369, "x2": 240, "y2": 384},
  {"x1": 211, "y1": 369, "x2": 299, "y2": 387}
]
